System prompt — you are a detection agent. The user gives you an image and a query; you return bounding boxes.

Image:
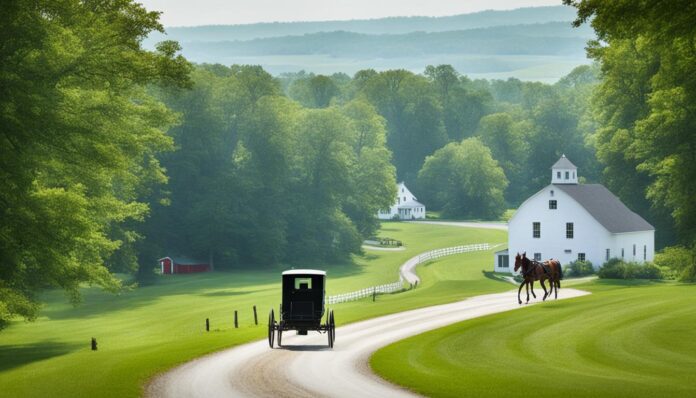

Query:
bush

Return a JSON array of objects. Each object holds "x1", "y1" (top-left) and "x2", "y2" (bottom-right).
[
  {"x1": 564, "y1": 260, "x2": 595, "y2": 277},
  {"x1": 598, "y1": 258, "x2": 662, "y2": 280},
  {"x1": 598, "y1": 258, "x2": 626, "y2": 279},
  {"x1": 654, "y1": 245, "x2": 696, "y2": 282}
]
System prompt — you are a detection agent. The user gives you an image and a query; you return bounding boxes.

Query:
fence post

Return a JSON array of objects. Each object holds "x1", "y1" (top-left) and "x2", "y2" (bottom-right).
[
  {"x1": 234, "y1": 311, "x2": 238, "y2": 328},
  {"x1": 373, "y1": 287, "x2": 376, "y2": 302},
  {"x1": 253, "y1": 305, "x2": 258, "y2": 325},
  {"x1": 206, "y1": 318, "x2": 209, "y2": 332}
]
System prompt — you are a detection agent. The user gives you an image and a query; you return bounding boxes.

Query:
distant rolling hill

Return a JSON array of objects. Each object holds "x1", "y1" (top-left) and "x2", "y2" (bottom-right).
[{"x1": 145, "y1": 6, "x2": 594, "y2": 82}]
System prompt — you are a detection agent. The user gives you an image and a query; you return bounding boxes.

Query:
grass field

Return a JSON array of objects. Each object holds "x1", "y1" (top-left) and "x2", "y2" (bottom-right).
[
  {"x1": 371, "y1": 280, "x2": 696, "y2": 398},
  {"x1": 0, "y1": 222, "x2": 506, "y2": 397}
]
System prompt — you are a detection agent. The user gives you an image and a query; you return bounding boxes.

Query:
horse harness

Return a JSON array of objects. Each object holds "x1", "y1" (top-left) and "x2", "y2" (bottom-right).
[{"x1": 523, "y1": 260, "x2": 552, "y2": 278}]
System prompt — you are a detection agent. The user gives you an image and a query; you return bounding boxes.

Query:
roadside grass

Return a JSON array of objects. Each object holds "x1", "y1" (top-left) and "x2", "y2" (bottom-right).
[
  {"x1": 0, "y1": 222, "x2": 506, "y2": 397},
  {"x1": 371, "y1": 280, "x2": 696, "y2": 398}
]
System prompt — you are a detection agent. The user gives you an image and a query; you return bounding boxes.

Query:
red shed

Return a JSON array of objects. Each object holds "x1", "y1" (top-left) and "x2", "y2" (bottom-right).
[{"x1": 158, "y1": 256, "x2": 210, "y2": 275}]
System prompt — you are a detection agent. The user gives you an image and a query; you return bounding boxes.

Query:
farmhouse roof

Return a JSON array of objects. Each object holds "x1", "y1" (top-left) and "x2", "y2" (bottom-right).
[
  {"x1": 551, "y1": 154, "x2": 577, "y2": 169},
  {"x1": 554, "y1": 184, "x2": 654, "y2": 233},
  {"x1": 398, "y1": 199, "x2": 425, "y2": 208}
]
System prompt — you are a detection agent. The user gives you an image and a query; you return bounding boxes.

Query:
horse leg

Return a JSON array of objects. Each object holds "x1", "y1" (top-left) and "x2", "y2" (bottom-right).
[
  {"x1": 525, "y1": 281, "x2": 531, "y2": 303},
  {"x1": 540, "y1": 279, "x2": 548, "y2": 301},
  {"x1": 530, "y1": 280, "x2": 537, "y2": 299},
  {"x1": 517, "y1": 281, "x2": 525, "y2": 305},
  {"x1": 554, "y1": 276, "x2": 559, "y2": 299}
]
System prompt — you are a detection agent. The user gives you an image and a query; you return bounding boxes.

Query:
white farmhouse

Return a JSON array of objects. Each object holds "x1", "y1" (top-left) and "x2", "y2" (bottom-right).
[
  {"x1": 377, "y1": 182, "x2": 426, "y2": 220},
  {"x1": 494, "y1": 155, "x2": 654, "y2": 273}
]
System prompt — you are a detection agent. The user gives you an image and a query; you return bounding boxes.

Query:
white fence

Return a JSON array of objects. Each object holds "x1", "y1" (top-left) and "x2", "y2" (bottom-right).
[
  {"x1": 326, "y1": 280, "x2": 403, "y2": 304},
  {"x1": 326, "y1": 243, "x2": 493, "y2": 305},
  {"x1": 417, "y1": 243, "x2": 491, "y2": 263}
]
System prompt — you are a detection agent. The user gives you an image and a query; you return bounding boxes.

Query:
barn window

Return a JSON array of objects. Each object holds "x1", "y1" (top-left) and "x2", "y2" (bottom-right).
[
  {"x1": 549, "y1": 200, "x2": 557, "y2": 209},
  {"x1": 566, "y1": 222, "x2": 574, "y2": 239},
  {"x1": 498, "y1": 255, "x2": 509, "y2": 268},
  {"x1": 533, "y1": 222, "x2": 540, "y2": 238},
  {"x1": 643, "y1": 245, "x2": 647, "y2": 260},
  {"x1": 606, "y1": 249, "x2": 610, "y2": 261},
  {"x1": 578, "y1": 253, "x2": 586, "y2": 261},
  {"x1": 534, "y1": 253, "x2": 542, "y2": 261},
  {"x1": 565, "y1": 171, "x2": 570, "y2": 179},
  {"x1": 294, "y1": 278, "x2": 312, "y2": 290},
  {"x1": 557, "y1": 171, "x2": 561, "y2": 179}
]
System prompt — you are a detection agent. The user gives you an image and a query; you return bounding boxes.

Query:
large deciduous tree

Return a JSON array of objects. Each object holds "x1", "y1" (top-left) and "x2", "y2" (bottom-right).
[
  {"x1": 418, "y1": 138, "x2": 508, "y2": 219},
  {"x1": 0, "y1": 0, "x2": 191, "y2": 327}
]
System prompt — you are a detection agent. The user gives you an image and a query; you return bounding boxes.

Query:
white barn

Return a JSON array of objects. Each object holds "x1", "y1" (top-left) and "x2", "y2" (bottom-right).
[
  {"x1": 495, "y1": 155, "x2": 654, "y2": 274},
  {"x1": 377, "y1": 182, "x2": 426, "y2": 220}
]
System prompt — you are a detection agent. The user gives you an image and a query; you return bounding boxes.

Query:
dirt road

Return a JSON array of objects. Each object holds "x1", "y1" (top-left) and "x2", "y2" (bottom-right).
[{"x1": 147, "y1": 288, "x2": 589, "y2": 398}]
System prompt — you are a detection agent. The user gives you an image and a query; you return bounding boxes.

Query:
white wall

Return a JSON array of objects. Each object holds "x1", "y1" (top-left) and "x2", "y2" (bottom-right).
[
  {"x1": 508, "y1": 185, "x2": 613, "y2": 272},
  {"x1": 611, "y1": 231, "x2": 655, "y2": 263}
]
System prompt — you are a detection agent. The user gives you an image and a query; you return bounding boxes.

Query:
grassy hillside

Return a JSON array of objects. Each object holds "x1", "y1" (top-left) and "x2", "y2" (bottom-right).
[
  {"x1": 371, "y1": 280, "x2": 696, "y2": 398},
  {"x1": 0, "y1": 222, "x2": 506, "y2": 397}
]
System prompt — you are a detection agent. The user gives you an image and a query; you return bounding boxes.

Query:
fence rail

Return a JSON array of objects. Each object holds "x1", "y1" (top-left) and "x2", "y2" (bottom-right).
[{"x1": 326, "y1": 243, "x2": 492, "y2": 305}]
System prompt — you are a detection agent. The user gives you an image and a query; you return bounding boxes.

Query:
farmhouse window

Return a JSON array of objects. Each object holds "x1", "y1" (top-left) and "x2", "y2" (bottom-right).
[
  {"x1": 606, "y1": 249, "x2": 610, "y2": 261},
  {"x1": 533, "y1": 222, "x2": 540, "y2": 238},
  {"x1": 557, "y1": 171, "x2": 561, "y2": 179},
  {"x1": 644, "y1": 245, "x2": 647, "y2": 260},
  {"x1": 566, "y1": 223, "x2": 574, "y2": 239},
  {"x1": 534, "y1": 253, "x2": 542, "y2": 261},
  {"x1": 578, "y1": 253, "x2": 586, "y2": 261},
  {"x1": 549, "y1": 200, "x2": 557, "y2": 209},
  {"x1": 565, "y1": 171, "x2": 569, "y2": 179},
  {"x1": 498, "y1": 255, "x2": 509, "y2": 268}
]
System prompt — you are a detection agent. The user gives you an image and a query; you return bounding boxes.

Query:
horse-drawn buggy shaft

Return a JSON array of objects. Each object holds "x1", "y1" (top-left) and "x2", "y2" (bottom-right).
[{"x1": 268, "y1": 269, "x2": 335, "y2": 348}]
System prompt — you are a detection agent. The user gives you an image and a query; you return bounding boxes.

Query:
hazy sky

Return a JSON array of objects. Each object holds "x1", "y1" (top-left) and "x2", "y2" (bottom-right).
[{"x1": 139, "y1": 0, "x2": 564, "y2": 27}]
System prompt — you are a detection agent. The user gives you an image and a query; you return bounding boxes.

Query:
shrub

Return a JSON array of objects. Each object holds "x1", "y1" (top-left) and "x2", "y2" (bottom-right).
[
  {"x1": 598, "y1": 258, "x2": 626, "y2": 279},
  {"x1": 598, "y1": 258, "x2": 662, "y2": 280},
  {"x1": 655, "y1": 245, "x2": 696, "y2": 282},
  {"x1": 564, "y1": 260, "x2": 595, "y2": 277}
]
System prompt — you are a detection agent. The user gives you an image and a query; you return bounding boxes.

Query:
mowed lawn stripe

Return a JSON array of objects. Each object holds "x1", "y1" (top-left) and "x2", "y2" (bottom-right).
[{"x1": 371, "y1": 281, "x2": 696, "y2": 398}]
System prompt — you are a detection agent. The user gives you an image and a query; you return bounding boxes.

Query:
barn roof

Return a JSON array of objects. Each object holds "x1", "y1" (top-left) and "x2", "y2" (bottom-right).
[
  {"x1": 554, "y1": 184, "x2": 654, "y2": 233},
  {"x1": 158, "y1": 256, "x2": 207, "y2": 265},
  {"x1": 551, "y1": 154, "x2": 577, "y2": 169}
]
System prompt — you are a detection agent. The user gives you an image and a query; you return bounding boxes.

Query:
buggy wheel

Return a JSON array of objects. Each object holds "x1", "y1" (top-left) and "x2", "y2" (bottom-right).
[
  {"x1": 328, "y1": 310, "x2": 335, "y2": 348},
  {"x1": 268, "y1": 309, "x2": 275, "y2": 348}
]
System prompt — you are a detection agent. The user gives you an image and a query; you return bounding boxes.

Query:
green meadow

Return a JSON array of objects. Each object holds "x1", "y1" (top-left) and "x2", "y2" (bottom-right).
[
  {"x1": 0, "y1": 223, "x2": 506, "y2": 397},
  {"x1": 371, "y1": 280, "x2": 696, "y2": 398}
]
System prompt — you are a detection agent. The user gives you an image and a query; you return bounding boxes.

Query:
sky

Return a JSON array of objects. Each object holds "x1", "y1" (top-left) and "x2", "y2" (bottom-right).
[{"x1": 139, "y1": 0, "x2": 563, "y2": 27}]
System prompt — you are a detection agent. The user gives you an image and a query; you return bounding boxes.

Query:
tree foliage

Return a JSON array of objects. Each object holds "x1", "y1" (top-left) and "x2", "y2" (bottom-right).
[
  {"x1": 0, "y1": 0, "x2": 191, "y2": 327},
  {"x1": 418, "y1": 138, "x2": 507, "y2": 219}
]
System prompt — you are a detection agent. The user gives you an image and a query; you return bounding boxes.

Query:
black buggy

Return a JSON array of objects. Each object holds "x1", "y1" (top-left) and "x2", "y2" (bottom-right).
[{"x1": 268, "y1": 269, "x2": 335, "y2": 348}]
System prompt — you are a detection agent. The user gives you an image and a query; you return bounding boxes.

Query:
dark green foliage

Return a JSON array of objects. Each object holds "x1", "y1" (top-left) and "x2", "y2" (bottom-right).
[
  {"x1": 0, "y1": 0, "x2": 191, "y2": 327},
  {"x1": 598, "y1": 259, "x2": 662, "y2": 280},
  {"x1": 417, "y1": 138, "x2": 507, "y2": 220},
  {"x1": 654, "y1": 245, "x2": 696, "y2": 282},
  {"x1": 564, "y1": 260, "x2": 595, "y2": 277}
]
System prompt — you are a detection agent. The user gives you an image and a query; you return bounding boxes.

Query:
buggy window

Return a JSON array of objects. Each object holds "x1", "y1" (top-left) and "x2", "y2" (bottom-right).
[{"x1": 294, "y1": 277, "x2": 312, "y2": 290}]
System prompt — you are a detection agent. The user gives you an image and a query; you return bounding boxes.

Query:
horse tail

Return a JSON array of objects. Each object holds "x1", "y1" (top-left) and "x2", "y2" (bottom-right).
[{"x1": 556, "y1": 260, "x2": 563, "y2": 288}]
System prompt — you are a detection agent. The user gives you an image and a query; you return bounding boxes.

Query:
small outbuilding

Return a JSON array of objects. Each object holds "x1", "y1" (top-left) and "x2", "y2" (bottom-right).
[{"x1": 159, "y1": 256, "x2": 210, "y2": 275}]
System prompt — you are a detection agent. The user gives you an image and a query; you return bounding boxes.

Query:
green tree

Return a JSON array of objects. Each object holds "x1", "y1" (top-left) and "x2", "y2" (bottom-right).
[
  {"x1": 418, "y1": 138, "x2": 508, "y2": 219},
  {"x1": 0, "y1": 0, "x2": 191, "y2": 327}
]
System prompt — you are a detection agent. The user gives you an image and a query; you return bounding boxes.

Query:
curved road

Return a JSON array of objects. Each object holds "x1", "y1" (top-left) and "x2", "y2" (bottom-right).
[{"x1": 147, "y1": 222, "x2": 589, "y2": 398}]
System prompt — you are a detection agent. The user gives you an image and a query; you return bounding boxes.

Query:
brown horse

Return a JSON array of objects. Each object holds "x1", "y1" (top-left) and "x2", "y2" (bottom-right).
[{"x1": 514, "y1": 252, "x2": 563, "y2": 304}]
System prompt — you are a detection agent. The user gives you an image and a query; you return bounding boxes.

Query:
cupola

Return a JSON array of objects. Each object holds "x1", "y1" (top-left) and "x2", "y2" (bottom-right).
[{"x1": 551, "y1": 154, "x2": 578, "y2": 184}]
